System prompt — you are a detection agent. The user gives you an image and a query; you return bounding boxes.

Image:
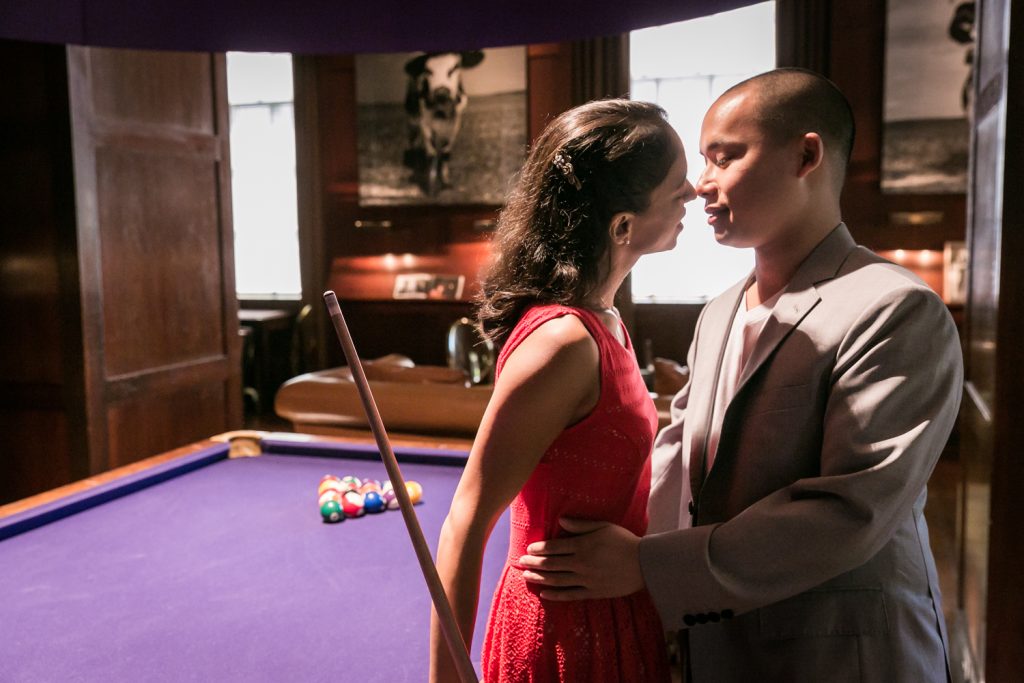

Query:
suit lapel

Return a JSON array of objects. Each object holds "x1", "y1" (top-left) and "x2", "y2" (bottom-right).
[
  {"x1": 732, "y1": 287, "x2": 820, "y2": 396},
  {"x1": 700, "y1": 224, "x2": 858, "y2": 492},
  {"x1": 688, "y1": 275, "x2": 750, "y2": 503},
  {"x1": 734, "y1": 224, "x2": 857, "y2": 397}
]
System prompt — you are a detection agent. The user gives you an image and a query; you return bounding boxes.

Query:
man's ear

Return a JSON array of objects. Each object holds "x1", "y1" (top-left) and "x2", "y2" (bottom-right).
[
  {"x1": 797, "y1": 133, "x2": 825, "y2": 178},
  {"x1": 609, "y1": 212, "x2": 633, "y2": 246}
]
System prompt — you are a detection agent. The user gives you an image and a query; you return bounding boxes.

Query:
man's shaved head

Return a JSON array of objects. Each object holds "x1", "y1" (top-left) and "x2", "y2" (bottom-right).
[{"x1": 720, "y1": 68, "x2": 855, "y2": 189}]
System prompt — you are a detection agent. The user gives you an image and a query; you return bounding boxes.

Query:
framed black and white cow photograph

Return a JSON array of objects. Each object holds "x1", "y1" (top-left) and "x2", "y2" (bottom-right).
[{"x1": 355, "y1": 46, "x2": 527, "y2": 206}]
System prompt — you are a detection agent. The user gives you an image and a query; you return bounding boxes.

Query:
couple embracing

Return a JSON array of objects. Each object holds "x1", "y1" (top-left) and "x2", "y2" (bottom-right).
[{"x1": 430, "y1": 68, "x2": 962, "y2": 683}]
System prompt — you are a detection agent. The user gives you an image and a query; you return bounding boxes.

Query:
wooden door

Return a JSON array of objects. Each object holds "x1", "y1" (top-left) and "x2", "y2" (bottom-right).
[
  {"x1": 67, "y1": 46, "x2": 241, "y2": 471},
  {"x1": 959, "y1": 0, "x2": 1023, "y2": 679}
]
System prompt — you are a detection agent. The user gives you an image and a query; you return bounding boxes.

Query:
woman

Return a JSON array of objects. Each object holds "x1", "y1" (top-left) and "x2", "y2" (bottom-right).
[{"x1": 430, "y1": 99, "x2": 697, "y2": 682}]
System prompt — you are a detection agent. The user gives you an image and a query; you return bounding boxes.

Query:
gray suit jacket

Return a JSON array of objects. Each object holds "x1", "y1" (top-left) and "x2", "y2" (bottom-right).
[{"x1": 641, "y1": 224, "x2": 962, "y2": 682}]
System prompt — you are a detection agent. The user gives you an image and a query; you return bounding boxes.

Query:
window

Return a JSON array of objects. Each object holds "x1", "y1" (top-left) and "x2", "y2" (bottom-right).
[
  {"x1": 226, "y1": 52, "x2": 302, "y2": 299},
  {"x1": 630, "y1": 2, "x2": 775, "y2": 302}
]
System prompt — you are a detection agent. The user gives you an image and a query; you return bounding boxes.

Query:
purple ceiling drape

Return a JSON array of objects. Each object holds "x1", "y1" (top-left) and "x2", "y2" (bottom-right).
[{"x1": 0, "y1": 0, "x2": 761, "y2": 53}]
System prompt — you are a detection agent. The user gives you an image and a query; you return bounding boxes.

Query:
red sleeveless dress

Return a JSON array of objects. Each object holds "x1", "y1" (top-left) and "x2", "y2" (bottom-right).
[{"x1": 480, "y1": 305, "x2": 671, "y2": 682}]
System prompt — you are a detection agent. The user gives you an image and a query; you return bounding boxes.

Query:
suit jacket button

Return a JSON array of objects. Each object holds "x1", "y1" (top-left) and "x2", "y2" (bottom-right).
[
  {"x1": 695, "y1": 613, "x2": 708, "y2": 624},
  {"x1": 721, "y1": 609, "x2": 734, "y2": 619},
  {"x1": 683, "y1": 614, "x2": 696, "y2": 627},
  {"x1": 708, "y1": 612, "x2": 721, "y2": 622}
]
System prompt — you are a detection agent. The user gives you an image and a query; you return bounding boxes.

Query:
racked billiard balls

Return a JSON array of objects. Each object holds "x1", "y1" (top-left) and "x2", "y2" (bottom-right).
[
  {"x1": 363, "y1": 491, "x2": 385, "y2": 513},
  {"x1": 382, "y1": 488, "x2": 399, "y2": 510},
  {"x1": 320, "y1": 499, "x2": 344, "y2": 523}
]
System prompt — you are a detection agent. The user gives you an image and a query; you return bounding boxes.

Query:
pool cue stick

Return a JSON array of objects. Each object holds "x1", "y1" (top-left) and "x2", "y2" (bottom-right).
[{"x1": 322, "y1": 291, "x2": 479, "y2": 683}]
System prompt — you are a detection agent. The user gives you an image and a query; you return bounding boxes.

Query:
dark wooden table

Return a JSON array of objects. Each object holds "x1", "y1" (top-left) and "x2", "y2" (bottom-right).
[{"x1": 239, "y1": 309, "x2": 295, "y2": 413}]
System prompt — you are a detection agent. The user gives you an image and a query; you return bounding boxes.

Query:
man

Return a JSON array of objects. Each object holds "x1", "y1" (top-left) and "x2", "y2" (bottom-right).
[{"x1": 518, "y1": 69, "x2": 962, "y2": 681}]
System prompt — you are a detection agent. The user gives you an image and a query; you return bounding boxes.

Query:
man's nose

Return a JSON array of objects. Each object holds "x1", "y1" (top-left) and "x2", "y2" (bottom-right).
[{"x1": 695, "y1": 168, "x2": 713, "y2": 197}]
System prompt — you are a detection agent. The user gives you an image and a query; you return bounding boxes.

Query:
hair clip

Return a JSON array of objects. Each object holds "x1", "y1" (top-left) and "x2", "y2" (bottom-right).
[{"x1": 553, "y1": 151, "x2": 582, "y2": 190}]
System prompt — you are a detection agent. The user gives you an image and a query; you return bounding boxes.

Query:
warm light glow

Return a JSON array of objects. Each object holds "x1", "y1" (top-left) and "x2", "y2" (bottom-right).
[
  {"x1": 918, "y1": 250, "x2": 936, "y2": 265},
  {"x1": 894, "y1": 249, "x2": 907, "y2": 262},
  {"x1": 382, "y1": 253, "x2": 397, "y2": 270},
  {"x1": 402, "y1": 253, "x2": 416, "y2": 267}
]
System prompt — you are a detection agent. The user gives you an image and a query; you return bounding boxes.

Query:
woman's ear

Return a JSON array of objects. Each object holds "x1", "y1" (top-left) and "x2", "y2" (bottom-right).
[
  {"x1": 609, "y1": 212, "x2": 633, "y2": 246},
  {"x1": 796, "y1": 133, "x2": 825, "y2": 178}
]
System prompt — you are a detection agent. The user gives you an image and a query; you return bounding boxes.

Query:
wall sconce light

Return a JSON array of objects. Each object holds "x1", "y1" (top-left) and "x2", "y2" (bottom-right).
[{"x1": 888, "y1": 211, "x2": 944, "y2": 227}]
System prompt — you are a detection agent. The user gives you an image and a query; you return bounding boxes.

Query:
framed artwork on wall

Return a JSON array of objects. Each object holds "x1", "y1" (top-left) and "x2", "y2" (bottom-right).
[
  {"x1": 881, "y1": 0, "x2": 975, "y2": 194},
  {"x1": 355, "y1": 46, "x2": 528, "y2": 206},
  {"x1": 393, "y1": 273, "x2": 466, "y2": 300}
]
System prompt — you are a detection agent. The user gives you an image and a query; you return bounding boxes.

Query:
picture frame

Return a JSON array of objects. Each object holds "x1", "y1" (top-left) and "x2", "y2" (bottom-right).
[
  {"x1": 881, "y1": 0, "x2": 974, "y2": 194},
  {"x1": 943, "y1": 240, "x2": 968, "y2": 304},
  {"x1": 393, "y1": 273, "x2": 466, "y2": 300},
  {"x1": 355, "y1": 46, "x2": 528, "y2": 206}
]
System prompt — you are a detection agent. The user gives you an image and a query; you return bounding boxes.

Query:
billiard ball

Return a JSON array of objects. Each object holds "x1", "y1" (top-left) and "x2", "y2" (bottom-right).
[
  {"x1": 341, "y1": 490, "x2": 365, "y2": 517},
  {"x1": 318, "y1": 480, "x2": 344, "y2": 497},
  {"x1": 318, "y1": 490, "x2": 342, "y2": 507},
  {"x1": 382, "y1": 488, "x2": 399, "y2": 510},
  {"x1": 358, "y1": 480, "x2": 382, "y2": 495},
  {"x1": 320, "y1": 499, "x2": 344, "y2": 523},
  {"x1": 340, "y1": 475, "x2": 361, "y2": 489},
  {"x1": 363, "y1": 491, "x2": 385, "y2": 513},
  {"x1": 406, "y1": 481, "x2": 423, "y2": 505},
  {"x1": 320, "y1": 474, "x2": 340, "y2": 484}
]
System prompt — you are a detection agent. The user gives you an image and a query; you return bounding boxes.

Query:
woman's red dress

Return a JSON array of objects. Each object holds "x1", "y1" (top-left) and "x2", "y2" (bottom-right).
[{"x1": 480, "y1": 304, "x2": 671, "y2": 682}]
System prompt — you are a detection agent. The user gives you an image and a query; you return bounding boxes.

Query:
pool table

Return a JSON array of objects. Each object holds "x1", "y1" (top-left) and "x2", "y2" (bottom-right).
[{"x1": 0, "y1": 432, "x2": 509, "y2": 682}]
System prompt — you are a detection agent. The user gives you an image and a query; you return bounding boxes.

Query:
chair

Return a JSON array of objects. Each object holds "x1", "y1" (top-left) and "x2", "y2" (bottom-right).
[
  {"x1": 446, "y1": 317, "x2": 495, "y2": 385},
  {"x1": 289, "y1": 303, "x2": 318, "y2": 378},
  {"x1": 239, "y1": 327, "x2": 261, "y2": 415}
]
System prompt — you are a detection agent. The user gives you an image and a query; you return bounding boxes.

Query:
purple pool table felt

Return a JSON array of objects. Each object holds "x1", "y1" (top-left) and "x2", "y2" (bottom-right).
[{"x1": 0, "y1": 444, "x2": 510, "y2": 682}]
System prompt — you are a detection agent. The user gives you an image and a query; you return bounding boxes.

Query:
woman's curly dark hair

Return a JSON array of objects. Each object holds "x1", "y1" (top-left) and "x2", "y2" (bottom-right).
[{"x1": 476, "y1": 99, "x2": 677, "y2": 347}]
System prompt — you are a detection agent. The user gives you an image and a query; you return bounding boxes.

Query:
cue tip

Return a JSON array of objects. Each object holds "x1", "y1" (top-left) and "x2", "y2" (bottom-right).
[{"x1": 322, "y1": 291, "x2": 341, "y2": 316}]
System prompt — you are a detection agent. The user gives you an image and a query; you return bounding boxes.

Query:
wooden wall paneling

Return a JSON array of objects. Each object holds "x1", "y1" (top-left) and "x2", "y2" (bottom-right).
[
  {"x1": 527, "y1": 43, "x2": 574, "y2": 143},
  {"x1": 0, "y1": 41, "x2": 89, "y2": 502},
  {"x1": 979, "y1": 1, "x2": 1023, "y2": 678},
  {"x1": 66, "y1": 46, "x2": 109, "y2": 475},
  {"x1": 213, "y1": 54, "x2": 243, "y2": 426},
  {"x1": 105, "y1": 382, "x2": 228, "y2": 468},
  {"x1": 775, "y1": 0, "x2": 831, "y2": 74},
  {"x1": 335, "y1": 301, "x2": 474, "y2": 367},
  {"x1": 960, "y1": 0, "x2": 1024, "y2": 679},
  {"x1": 632, "y1": 303, "x2": 704, "y2": 366},
  {"x1": 292, "y1": 55, "x2": 329, "y2": 370},
  {"x1": 68, "y1": 46, "x2": 240, "y2": 473}
]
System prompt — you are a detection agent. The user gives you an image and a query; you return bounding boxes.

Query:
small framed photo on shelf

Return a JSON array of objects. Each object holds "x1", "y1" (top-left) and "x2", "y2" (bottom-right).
[
  {"x1": 943, "y1": 241, "x2": 968, "y2": 305},
  {"x1": 393, "y1": 273, "x2": 465, "y2": 300}
]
